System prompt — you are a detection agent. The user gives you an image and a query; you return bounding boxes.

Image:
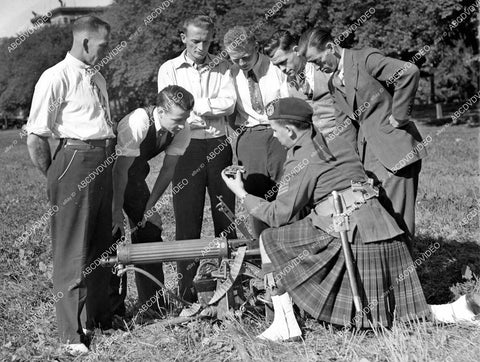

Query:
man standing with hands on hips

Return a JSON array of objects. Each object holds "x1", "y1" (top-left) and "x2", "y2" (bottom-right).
[
  {"x1": 26, "y1": 16, "x2": 114, "y2": 354},
  {"x1": 304, "y1": 27, "x2": 426, "y2": 244}
]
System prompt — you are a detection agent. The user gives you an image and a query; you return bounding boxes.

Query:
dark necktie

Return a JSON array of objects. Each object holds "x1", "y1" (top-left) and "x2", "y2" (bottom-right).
[
  {"x1": 156, "y1": 128, "x2": 168, "y2": 149},
  {"x1": 247, "y1": 69, "x2": 264, "y2": 114}
]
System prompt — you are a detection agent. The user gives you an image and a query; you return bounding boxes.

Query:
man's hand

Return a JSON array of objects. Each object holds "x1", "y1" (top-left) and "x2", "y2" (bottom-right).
[
  {"x1": 112, "y1": 209, "x2": 125, "y2": 236},
  {"x1": 221, "y1": 169, "x2": 247, "y2": 198},
  {"x1": 389, "y1": 115, "x2": 409, "y2": 128},
  {"x1": 26, "y1": 134, "x2": 51, "y2": 177},
  {"x1": 148, "y1": 211, "x2": 163, "y2": 230},
  {"x1": 205, "y1": 126, "x2": 221, "y2": 137},
  {"x1": 189, "y1": 117, "x2": 207, "y2": 130},
  {"x1": 140, "y1": 208, "x2": 163, "y2": 230}
]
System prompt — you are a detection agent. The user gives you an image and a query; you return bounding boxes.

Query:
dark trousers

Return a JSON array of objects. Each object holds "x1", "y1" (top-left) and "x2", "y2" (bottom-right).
[
  {"x1": 126, "y1": 175, "x2": 164, "y2": 308},
  {"x1": 47, "y1": 143, "x2": 113, "y2": 344},
  {"x1": 173, "y1": 137, "x2": 236, "y2": 302},
  {"x1": 109, "y1": 173, "x2": 165, "y2": 315},
  {"x1": 236, "y1": 126, "x2": 287, "y2": 237},
  {"x1": 362, "y1": 140, "x2": 421, "y2": 239}
]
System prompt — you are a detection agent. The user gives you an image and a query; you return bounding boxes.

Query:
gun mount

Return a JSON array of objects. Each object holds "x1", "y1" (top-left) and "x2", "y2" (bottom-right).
[{"x1": 101, "y1": 237, "x2": 268, "y2": 319}]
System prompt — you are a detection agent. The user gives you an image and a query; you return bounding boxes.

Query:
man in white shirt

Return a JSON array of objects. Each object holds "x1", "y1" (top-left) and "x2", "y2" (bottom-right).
[
  {"x1": 26, "y1": 16, "x2": 114, "y2": 354},
  {"x1": 224, "y1": 26, "x2": 289, "y2": 237},
  {"x1": 157, "y1": 15, "x2": 237, "y2": 302},
  {"x1": 110, "y1": 85, "x2": 194, "y2": 316}
]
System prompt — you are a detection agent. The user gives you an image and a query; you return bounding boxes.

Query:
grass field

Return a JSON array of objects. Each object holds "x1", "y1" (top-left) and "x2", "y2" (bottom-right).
[{"x1": 0, "y1": 119, "x2": 479, "y2": 361}]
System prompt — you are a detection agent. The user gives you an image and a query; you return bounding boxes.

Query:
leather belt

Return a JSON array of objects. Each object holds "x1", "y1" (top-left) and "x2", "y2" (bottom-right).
[
  {"x1": 63, "y1": 138, "x2": 113, "y2": 148},
  {"x1": 315, "y1": 179, "x2": 379, "y2": 217}
]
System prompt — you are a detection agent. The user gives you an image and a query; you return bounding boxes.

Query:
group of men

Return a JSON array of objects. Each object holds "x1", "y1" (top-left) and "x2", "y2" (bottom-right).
[{"x1": 26, "y1": 14, "x2": 477, "y2": 354}]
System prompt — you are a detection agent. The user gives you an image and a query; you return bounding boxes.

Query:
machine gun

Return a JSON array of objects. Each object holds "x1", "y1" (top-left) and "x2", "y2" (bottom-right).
[{"x1": 101, "y1": 195, "x2": 265, "y2": 319}]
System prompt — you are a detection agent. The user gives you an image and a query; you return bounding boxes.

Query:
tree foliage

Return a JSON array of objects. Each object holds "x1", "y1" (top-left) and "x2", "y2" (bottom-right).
[
  {"x1": 0, "y1": 25, "x2": 71, "y2": 112},
  {"x1": 0, "y1": 0, "x2": 477, "y2": 114}
]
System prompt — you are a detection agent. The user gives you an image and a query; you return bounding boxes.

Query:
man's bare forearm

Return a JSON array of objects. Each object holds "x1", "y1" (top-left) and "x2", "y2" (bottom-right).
[
  {"x1": 26, "y1": 134, "x2": 51, "y2": 177},
  {"x1": 112, "y1": 156, "x2": 135, "y2": 214},
  {"x1": 145, "y1": 155, "x2": 179, "y2": 211}
]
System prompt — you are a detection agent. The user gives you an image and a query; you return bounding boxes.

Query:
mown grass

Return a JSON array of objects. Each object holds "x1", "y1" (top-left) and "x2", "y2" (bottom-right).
[{"x1": 0, "y1": 119, "x2": 479, "y2": 361}]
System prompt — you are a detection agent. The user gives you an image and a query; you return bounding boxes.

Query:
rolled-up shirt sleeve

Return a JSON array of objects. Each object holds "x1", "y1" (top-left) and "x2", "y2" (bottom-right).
[
  {"x1": 165, "y1": 123, "x2": 191, "y2": 156},
  {"x1": 115, "y1": 109, "x2": 149, "y2": 157},
  {"x1": 26, "y1": 71, "x2": 64, "y2": 137}
]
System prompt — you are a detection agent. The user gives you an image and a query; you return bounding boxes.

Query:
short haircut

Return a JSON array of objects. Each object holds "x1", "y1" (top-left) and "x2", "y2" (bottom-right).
[
  {"x1": 223, "y1": 26, "x2": 256, "y2": 52},
  {"x1": 182, "y1": 14, "x2": 214, "y2": 33},
  {"x1": 297, "y1": 28, "x2": 314, "y2": 57},
  {"x1": 305, "y1": 27, "x2": 334, "y2": 51},
  {"x1": 157, "y1": 85, "x2": 195, "y2": 114},
  {"x1": 264, "y1": 31, "x2": 298, "y2": 57},
  {"x1": 72, "y1": 16, "x2": 110, "y2": 35},
  {"x1": 273, "y1": 118, "x2": 312, "y2": 130}
]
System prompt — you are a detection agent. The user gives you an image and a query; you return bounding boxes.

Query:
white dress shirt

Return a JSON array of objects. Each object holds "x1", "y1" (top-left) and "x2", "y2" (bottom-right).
[
  {"x1": 115, "y1": 107, "x2": 191, "y2": 158},
  {"x1": 304, "y1": 62, "x2": 315, "y2": 90},
  {"x1": 157, "y1": 50, "x2": 236, "y2": 139},
  {"x1": 26, "y1": 53, "x2": 114, "y2": 140},
  {"x1": 336, "y1": 48, "x2": 345, "y2": 85},
  {"x1": 231, "y1": 53, "x2": 289, "y2": 127}
]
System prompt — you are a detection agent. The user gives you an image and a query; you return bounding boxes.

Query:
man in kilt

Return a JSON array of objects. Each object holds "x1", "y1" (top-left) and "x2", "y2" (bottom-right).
[{"x1": 222, "y1": 98, "x2": 479, "y2": 341}]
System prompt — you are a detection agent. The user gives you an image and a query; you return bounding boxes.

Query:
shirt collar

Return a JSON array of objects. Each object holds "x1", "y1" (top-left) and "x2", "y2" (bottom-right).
[
  {"x1": 337, "y1": 48, "x2": 345, "y2": 81},
  {"x1": 152, "y1": 107, "x2": 163, "y2": 132},
  {"x1": 244, "y1": 52, "x2": 266, "y2": 79},
  {"x1": 65, "y1": 52, "x2": 90, "y2": 70},
  {"x1": 152, "y1": 108, "x2": 176, "y2": 135},
  {"x1": 173, "y1": 50, "x2": 212, "y2": 70},
  {"x1": 252, "y1": 53, "x2": 263, "y2": 77}
]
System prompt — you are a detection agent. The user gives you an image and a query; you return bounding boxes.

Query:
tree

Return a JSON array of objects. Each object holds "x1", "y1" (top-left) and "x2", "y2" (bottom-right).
[
  {"x1": 0, "y1": 0, "x2": 477, "y2": 114},
  {"x1": 0, "y1": 25, "x2": 71, "y2": 113}
]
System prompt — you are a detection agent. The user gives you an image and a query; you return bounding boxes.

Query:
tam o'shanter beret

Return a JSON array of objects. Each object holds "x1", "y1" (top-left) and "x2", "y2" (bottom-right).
[{"x1": 266, "y1": 97, "x2": 313, "y2": 123}]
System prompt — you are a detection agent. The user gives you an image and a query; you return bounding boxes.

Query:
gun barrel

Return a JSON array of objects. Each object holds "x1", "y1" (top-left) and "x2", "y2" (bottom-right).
[{"x1": 117, "y1": 238, "x2": 236, "y2": 265}]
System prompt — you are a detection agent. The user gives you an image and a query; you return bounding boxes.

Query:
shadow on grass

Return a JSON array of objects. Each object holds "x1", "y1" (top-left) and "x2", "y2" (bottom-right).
[
  {"x1": 413, "y1": 233, "x2": 480, "y2": 304},
  {"x1": 416, "y1": 115, "x2": 479, "y2": 127}
]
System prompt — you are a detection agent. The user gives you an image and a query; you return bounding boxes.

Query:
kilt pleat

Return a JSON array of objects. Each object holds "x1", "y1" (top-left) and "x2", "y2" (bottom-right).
[{"x1": 261, "y1": 218, "x2": 430, "y2": 328}]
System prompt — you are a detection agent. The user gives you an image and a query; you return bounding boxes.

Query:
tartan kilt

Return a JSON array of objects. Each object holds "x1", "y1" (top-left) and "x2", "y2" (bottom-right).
[{"x1": 261, "y1": 217, "x2": 430, "y2": 328}]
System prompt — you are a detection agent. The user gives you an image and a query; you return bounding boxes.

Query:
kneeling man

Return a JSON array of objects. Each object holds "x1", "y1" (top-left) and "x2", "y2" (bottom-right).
[{"x1": 222, "y1": 98, "x2": 479, "y2": 341}]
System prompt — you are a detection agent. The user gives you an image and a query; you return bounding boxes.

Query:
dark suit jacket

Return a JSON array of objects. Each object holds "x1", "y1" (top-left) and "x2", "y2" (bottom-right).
[{"x1": 329, "y1": 47, "x2": 426, "y2": 171}]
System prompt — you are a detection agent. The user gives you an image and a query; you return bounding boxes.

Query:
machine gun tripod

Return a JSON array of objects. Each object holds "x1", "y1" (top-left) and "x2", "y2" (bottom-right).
[{"x1": 101, "y1": 197, "x2": 265, "y2": 319}]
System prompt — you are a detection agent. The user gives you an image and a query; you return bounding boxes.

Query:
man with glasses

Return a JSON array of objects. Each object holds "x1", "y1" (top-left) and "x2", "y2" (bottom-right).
[{"x1": 224, "y1": 26, "x2": 289, "y2": 238}]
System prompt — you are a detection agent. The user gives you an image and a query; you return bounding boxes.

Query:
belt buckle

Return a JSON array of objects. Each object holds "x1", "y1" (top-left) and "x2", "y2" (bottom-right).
[
  {"x1": 351, "y1": 179, "x2": 365, "y2": 193},
  {"x1": 350, "y1": 179, "x2": 379, "y2": 199},
  {"x1": 333, "y1": 213, "x2": 350, "y2": 232}
]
